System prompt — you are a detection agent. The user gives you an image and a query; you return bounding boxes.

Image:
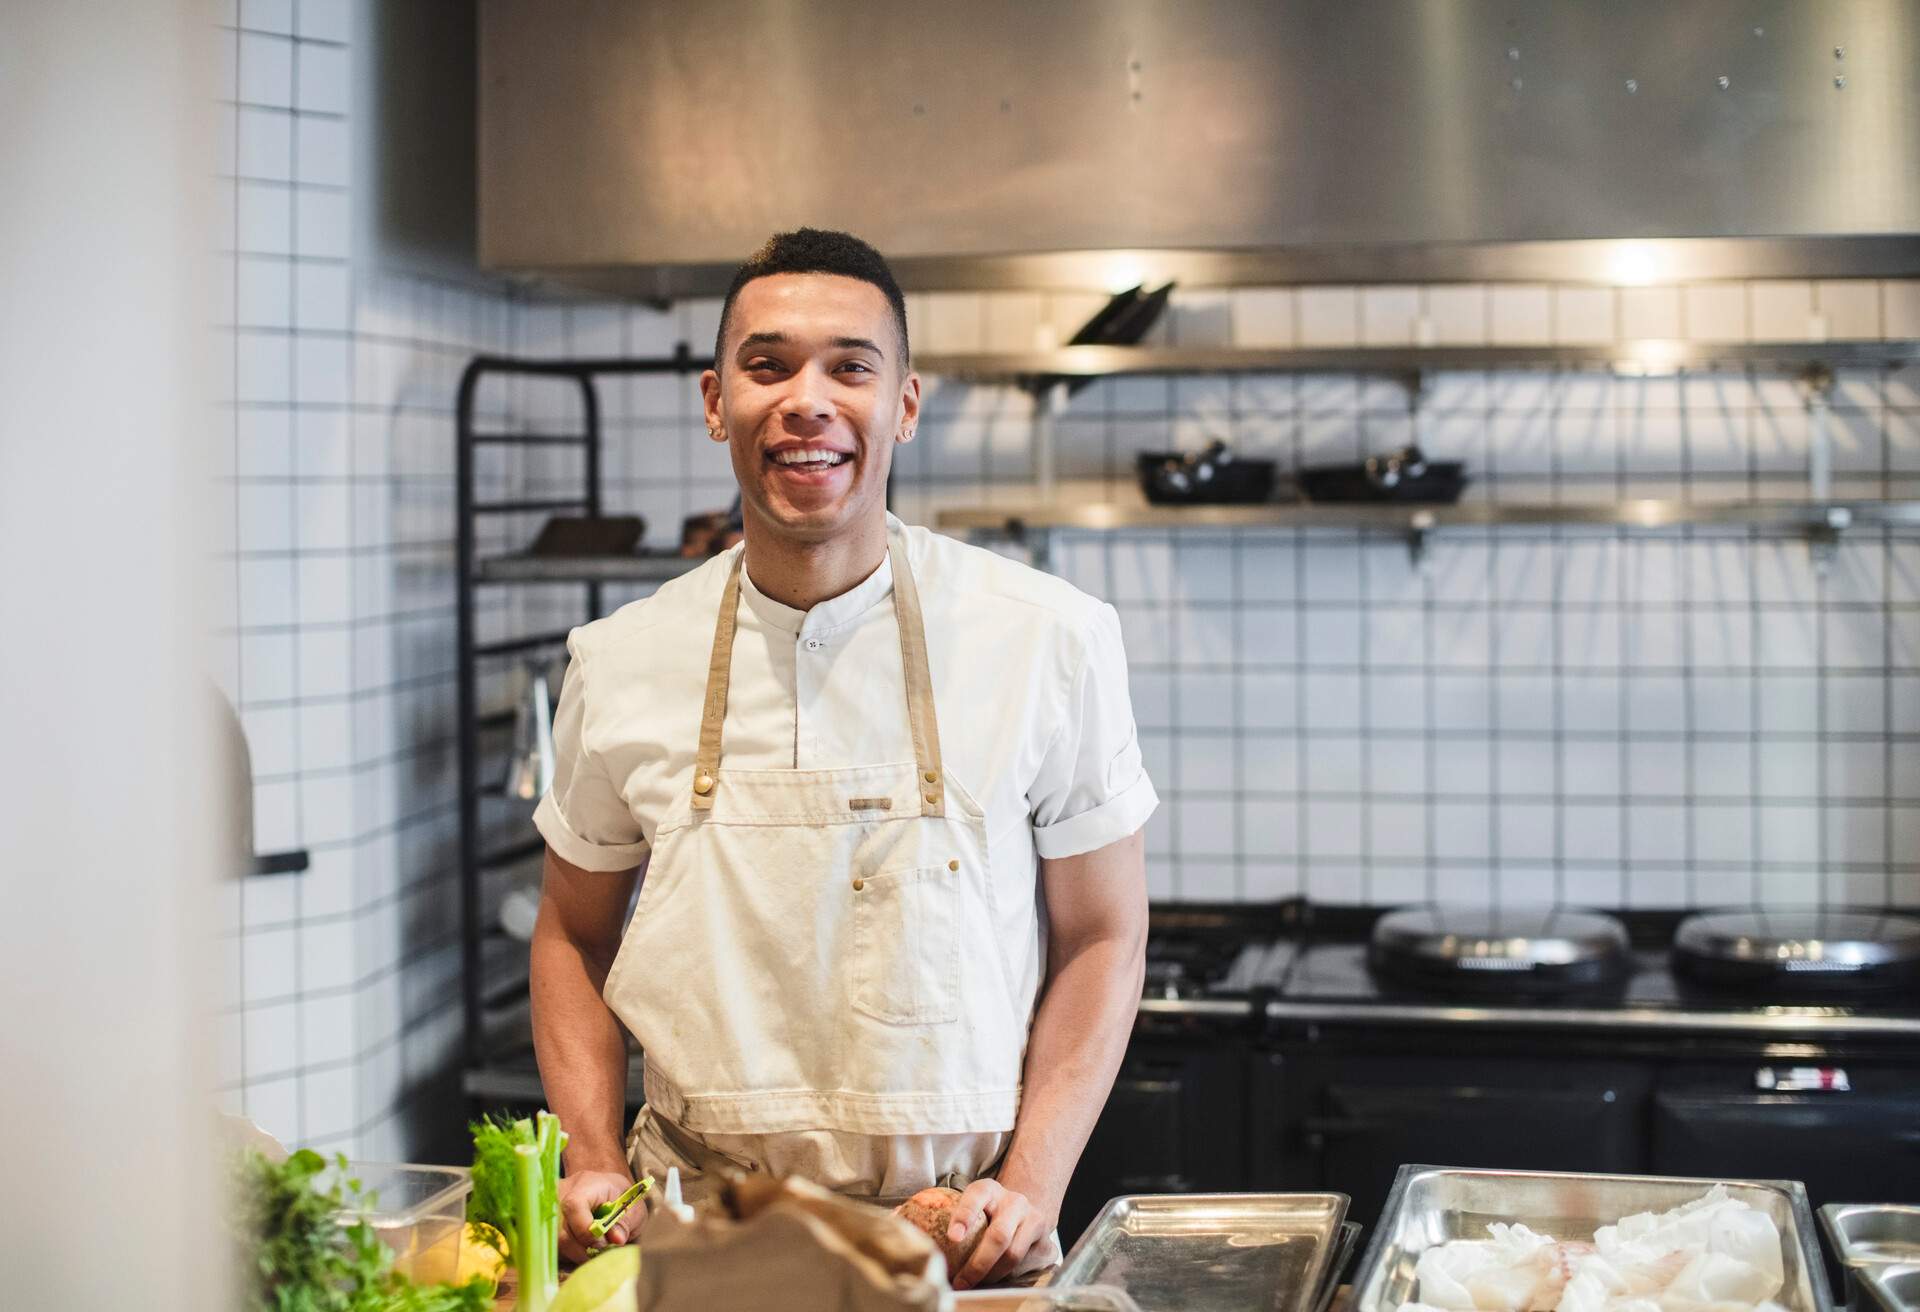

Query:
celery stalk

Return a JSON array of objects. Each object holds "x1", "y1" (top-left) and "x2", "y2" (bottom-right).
[
  {"x1": 471, "y1": 1110, "x2": 568, "y2": 1312},
  {"x1": 514, "y1": 1143, "x2": 556, "y2": 1312},
  {"x1": 512, "y1": 1112, "x2": 569, "y2": 1312}
]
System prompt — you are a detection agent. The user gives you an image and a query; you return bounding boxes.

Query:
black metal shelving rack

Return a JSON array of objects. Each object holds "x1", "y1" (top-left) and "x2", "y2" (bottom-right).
[{"x1": 454, "y1": 349, "x2": 712, "y2": 1102}]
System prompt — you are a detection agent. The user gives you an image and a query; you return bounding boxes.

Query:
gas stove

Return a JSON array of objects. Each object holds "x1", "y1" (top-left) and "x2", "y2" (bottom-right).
[
  {"x1": 1080, "y1": 900, "x2": 1920, "y2": 1245},
  {"x1": 1137, "y1": 900, "x2": 1920, "y2": 1038}
]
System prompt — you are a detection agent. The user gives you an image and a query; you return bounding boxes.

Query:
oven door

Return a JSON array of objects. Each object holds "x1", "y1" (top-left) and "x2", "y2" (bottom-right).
[
  {"x1": 1650, "y1": 1062, "x2": 1920, "y2": 1205},
  {"x1": 1282, "y1": 1054, "x2": 1650, "y2": 1229}
]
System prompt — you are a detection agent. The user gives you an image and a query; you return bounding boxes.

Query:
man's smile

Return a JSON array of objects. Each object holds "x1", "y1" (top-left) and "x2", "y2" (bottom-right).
[{"x1": 766, "y1": 440, "x2": 856, "y2": 483}]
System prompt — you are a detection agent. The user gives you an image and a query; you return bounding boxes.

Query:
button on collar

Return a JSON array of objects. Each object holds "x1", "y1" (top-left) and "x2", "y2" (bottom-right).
[{"x1": 804, "y1": 637, "x2": 824, "y2": 651}]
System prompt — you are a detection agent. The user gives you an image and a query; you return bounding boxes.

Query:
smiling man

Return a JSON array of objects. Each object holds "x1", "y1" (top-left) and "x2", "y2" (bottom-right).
[{"x1": 529, "y1": 229, "x2": 1155, "y2": 1287}]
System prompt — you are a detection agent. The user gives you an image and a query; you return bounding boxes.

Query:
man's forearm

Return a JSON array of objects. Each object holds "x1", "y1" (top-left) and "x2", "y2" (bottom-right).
[
  {"x1": 529, "y1": 915, "x2": 632, "y2": 1175},
  {"x1": 995, "y1": 929, "x2": 1145, "y2": 1221}
]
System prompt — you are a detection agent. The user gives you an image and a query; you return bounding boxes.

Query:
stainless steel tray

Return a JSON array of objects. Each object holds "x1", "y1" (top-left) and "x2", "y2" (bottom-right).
[
  {"x1": 1350, "y1": 1165, "x2": 1832, "y2": 1312},
  {"x1": 1821, "y1": 1203, "x2": 1920, "y2": 1266},
  {"x1": 1054, "y1": 1193, "x2": 1350, "y2": 1312},
  {"x1": 1861, "y1": 1263, "x2": 1920, "y2": 1312},
  {"x1": 1820, "y1": 1204, "x2": 1920, "y2": 1310},
  {"x1": 951, "y1": 1287, "x2": 1146, "y2": 1311}
]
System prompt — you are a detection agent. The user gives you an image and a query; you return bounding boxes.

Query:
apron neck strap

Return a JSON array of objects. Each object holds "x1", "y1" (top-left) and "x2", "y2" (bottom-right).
[
  {"x1": 689, "y1": 531, "x2": 945, "y2": 817},
  {"x1": 887, "y1": 531, "x2": 946, "y2": 817},
  {"x1": 689, "y1": 554, "x2": 745, "y2": 809}
]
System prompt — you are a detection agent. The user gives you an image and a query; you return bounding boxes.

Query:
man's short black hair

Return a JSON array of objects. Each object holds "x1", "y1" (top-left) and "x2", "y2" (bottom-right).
[{"x1": 714, "y1": 228, "x2": 909, "y2": 369}]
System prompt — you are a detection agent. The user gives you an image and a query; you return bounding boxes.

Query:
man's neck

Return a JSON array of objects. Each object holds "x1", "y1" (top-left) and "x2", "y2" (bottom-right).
[{"x1": 741, "y1": 512, "x2": 890, "y2": 612}]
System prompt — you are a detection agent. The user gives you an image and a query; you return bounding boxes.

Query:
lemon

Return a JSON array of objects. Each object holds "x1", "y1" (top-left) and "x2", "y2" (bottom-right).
[{"x1": 457, "y1": 1221, "x2": 509, "y2": 1286}]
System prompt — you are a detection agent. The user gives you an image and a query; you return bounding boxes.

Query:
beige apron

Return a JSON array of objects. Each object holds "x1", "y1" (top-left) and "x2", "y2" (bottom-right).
[{"x1": 602, "y1": 533, "x2": 1044, "y2": 1249}]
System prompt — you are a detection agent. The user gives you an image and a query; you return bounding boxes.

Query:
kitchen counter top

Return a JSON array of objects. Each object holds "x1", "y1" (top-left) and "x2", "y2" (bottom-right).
[
  {"x1": 491, "y1": 1271, "x2": 1358, "y2": 1310},
  {"x1": 487, "y1": 1266, "x2": 1083, "y2": 1309}
]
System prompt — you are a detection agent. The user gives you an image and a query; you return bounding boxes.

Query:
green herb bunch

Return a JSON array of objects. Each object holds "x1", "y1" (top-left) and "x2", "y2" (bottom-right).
[{"x1": 232, "y1": 1148, "x2": 493, "y2": 1312}]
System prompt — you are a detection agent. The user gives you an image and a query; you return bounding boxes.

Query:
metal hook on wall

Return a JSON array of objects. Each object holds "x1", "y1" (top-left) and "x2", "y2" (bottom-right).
[{"x1": 1798, "y1": 363, "x2": 1839, "y2": 572}]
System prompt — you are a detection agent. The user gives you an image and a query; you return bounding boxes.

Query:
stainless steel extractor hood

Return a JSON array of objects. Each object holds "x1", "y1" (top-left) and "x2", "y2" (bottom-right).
[{"x1": 478, "y1": 0, "x2": 1920, "y2": 295}]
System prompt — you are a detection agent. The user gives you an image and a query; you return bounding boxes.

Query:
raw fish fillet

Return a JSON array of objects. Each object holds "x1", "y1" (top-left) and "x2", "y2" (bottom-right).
[
  {"x1": 1413, "y1": 1224, "x2": 1588, "y2": 1312},
  {"x1": 1400, "y1": 1189, "x2": 1786, "y2": 1312}
]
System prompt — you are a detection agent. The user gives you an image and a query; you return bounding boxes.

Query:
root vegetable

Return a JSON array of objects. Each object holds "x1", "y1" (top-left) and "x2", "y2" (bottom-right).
[{"x1": 894, "y1": 1186, "x2": 987, "y2": 1278}]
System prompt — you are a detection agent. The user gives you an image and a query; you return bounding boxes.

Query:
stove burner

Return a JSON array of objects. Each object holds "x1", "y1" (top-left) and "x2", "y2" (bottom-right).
[
  {"x1": 1674, "y1": 908, "x2": 1920, "y2": 994},
  {"x1": 1368, "y1": 904, "x2": 1630, "y2": 996}
]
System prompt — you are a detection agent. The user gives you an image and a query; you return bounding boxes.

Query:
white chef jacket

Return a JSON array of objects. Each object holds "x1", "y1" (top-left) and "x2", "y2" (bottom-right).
[{"x1": 533, "y1": 514, "x2": 1157, "y2": 1194}]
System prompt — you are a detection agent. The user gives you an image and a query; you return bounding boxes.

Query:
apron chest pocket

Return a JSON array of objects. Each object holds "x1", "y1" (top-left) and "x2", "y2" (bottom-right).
[{"x1": 850, "y1": 865, "x2": 961, "y2": 1026}]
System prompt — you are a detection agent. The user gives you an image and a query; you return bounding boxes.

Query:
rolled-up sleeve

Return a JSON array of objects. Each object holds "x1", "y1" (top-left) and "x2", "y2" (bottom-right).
[
  {"x1": 532, "y1": 639, "x2": 650, "y2": 871},
  {"x1": 1028, "y1": 603, "x2": 1159, "y2": 859}
]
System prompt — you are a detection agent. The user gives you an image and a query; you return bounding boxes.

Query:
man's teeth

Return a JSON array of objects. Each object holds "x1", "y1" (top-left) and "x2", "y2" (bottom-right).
[{"x1": 772, "y1": 450, "x2": 848, "y2": 467}]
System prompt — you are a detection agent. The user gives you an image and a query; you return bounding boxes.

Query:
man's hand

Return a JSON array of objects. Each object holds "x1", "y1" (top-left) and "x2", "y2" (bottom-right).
[
  {"x1": 945, "y1": 1178, "x2": 1054, "y2": 1290},
  {"x1": 557, "y1": 1169, "x2": 643, "y2": 1264}
]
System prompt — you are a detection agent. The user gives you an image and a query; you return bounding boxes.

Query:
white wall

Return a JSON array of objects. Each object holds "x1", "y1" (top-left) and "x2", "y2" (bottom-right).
[
  {"x1": 1, "y1": 2, "x2": 223, "y2": 1307},
  {"x1": 517, "y1": 281, "x2": 1920, "y2": 914},
  {"x1": 210, "y1": 0, "x2": 519, "y2": 1158}
]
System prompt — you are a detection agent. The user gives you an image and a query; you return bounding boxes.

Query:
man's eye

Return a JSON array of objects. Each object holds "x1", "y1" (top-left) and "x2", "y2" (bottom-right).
[
  {"x1": 838, "y1": 361, "x2": 873, "y2": 375},
  {"x1": 747, "y1": 359, "x2": 783, "y2": 373}
]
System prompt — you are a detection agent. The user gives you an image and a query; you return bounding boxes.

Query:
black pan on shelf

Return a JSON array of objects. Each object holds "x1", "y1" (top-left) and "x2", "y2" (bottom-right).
[
  {"x1": 1301, "y1": 445, "x2": 1467, "y2": 504},
  {"x1": 1136, "y1": 441, "x2": 1278, "y2": 505}
]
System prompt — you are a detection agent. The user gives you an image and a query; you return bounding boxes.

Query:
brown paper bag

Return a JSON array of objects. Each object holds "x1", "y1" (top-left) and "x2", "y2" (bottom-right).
[{"x1": 635, "y1": 1174, "x2": 949, "y2": 1312}]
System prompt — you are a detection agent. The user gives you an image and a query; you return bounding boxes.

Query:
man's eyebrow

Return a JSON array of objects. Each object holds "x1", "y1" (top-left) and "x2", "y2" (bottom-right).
[{"x1": 733, "y1": 331, "x2": 887, "y2": 360}]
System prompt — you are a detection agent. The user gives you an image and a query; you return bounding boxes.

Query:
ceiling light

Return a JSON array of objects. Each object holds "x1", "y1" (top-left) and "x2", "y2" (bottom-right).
[{"x1": 1604, "y1": 241, "x2": 1665, "y2": 286}]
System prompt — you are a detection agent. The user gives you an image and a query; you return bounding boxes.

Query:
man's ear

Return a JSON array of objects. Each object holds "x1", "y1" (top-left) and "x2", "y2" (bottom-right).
[
  {"x1": 698, "y1": 369, "x2": 725, "y2": 441},
  {"x1": 895, "y1": 371, "x2": 922, "y2": 443}
]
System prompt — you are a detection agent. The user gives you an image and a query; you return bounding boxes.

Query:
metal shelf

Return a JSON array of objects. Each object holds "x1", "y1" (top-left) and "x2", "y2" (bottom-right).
[
  {"x1": 938, "y1": 498, "x2": 1920, "y2": 569},
  {"x1": 938, "y1": 499, "x2": 1920, "y2": 534},
  {"x1": 457, "y1": 351, "x2": 712, "y2": 1088},
  {"x1": 481, "y1": 930, "x2": 531, "y2": 1006},
  {"x1": 475, "y1": 552, "x2": 705, "y2": 585},
  {"x1": 914, "y1": 340, "x2": 1920, "y2": 381}
]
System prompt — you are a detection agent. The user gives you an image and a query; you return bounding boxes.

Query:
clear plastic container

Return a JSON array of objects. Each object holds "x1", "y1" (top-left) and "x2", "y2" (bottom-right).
[{"x1": 326, "y1": 1161, "x2": 474, "y2": 1282}]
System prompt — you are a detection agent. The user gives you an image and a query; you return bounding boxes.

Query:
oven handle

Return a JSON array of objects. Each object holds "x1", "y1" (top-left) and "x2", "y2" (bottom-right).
[{"x1": 1301, "y1": 1115, "x2": 1383, "y2": 1147}]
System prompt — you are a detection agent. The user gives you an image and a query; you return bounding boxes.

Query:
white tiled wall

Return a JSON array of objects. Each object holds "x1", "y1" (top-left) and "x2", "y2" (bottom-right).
[
  {"x1": 887, "y1": 285, "x2": 1920, "y2": 913},
  {"x1": 211, "y1": 1, "x2": 522, "y2": 1157},
  {"x1": 524, "y1": 282, "x2": 1920, "y2": 918}
]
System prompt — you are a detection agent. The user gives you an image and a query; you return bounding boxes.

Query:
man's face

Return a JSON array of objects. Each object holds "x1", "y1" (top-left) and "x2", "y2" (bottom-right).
[{"x1": 700, "y1": 273, "x2": 920, "y2": 546}]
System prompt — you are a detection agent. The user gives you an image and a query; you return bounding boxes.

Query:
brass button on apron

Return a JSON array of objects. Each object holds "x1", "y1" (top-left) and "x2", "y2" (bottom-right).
[
  {"x1": 851, "y1": 878, "x2": 865, "y2": 891},
  {"x1": 924, "y1": 792, "x2": 937, "y2": 805},
  {"x1": 948, "y1": 860, "x2": 959, "y2": 871},
  {"x1": 924, "y1": 770, "x2": 938, "y2": 783},
  {"x1": 694, "y1": 773, "x2": 715, "y2": 795}
]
